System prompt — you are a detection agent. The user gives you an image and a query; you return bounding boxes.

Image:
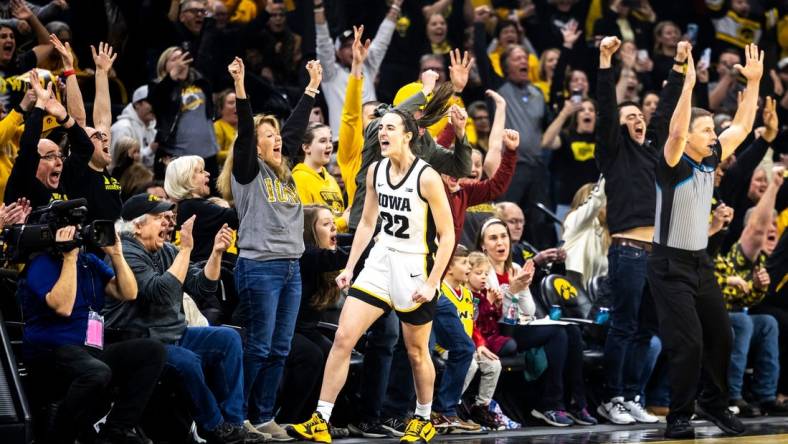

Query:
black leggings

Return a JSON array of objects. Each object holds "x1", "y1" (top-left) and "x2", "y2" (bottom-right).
[
  {"x1": 498, "y1": 325, "x2": 586, "y2": 411},
  {"x1": 277, "y1": 329, "x2": 333, "y2": 423},
  {"x1": 28, "y1": 339, "x2": 166, "y2": 444}
]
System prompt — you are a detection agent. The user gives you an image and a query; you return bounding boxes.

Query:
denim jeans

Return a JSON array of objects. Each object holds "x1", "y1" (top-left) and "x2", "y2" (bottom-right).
[
  {"x1": 235, "y1": 257, "x2": 302, "y2": 423},
  {"x1": 166, "y1": 326, "x2": 245, "y2": 430},
  {"x1": 728, "y1": 313, "x2": 780, "y2": 402},
  {"x1": 604, "y1": 243, "x2": 656, "y2": 400},
  {"x1": 432, "y1": 295, "x2": 475, "y2": 416},
  {"x1": 359, "y1": 309, "x2": 400, "y2": 422},
  {"x1": 627, "y1": 335, "x2": 662, "y2": 402}
]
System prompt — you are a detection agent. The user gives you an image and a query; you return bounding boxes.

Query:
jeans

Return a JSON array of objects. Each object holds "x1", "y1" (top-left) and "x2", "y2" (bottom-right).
[
  {"x1": 604, "y1": 243, "x2": 657, "y2": 400},
  {"x1": 432, "y1": 296, "x2": 475, "y2": 416},
  {"x1": 728, "y1": 313, "x2": 780, "y2": 402},
  {"x1": 166, "y1": 327, "x2": 244, "y2": 430},
  {"x1": 749, "y1": 303, "x2": 788, "y2": 394},
  {"x1": 627, "y1": 335, "x2": 662, "y2": 402},
  {"x1": 235, "y1": 257, "x2": 302, "y2": 423},
  {"x1": 360, "y1": 310, "x2": 400, "y2": 422},
  {"x1": 29, "y1": 339, "x2": 166, "y2": 444}
]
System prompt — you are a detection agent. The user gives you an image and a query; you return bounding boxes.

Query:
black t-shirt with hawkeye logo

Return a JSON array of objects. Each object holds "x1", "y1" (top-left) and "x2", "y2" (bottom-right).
[
  {"x1": 550, "y1": 132, "x2": 598, "y2": 205},
  {"x1": 63, "y1": 164, "x2": 122, "y2": 223}
]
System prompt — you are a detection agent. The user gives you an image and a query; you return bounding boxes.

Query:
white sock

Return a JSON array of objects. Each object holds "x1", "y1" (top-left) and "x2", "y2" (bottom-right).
[
  {"x1": 415, "y1": 401, "x2": 432, "y2": 419},
  {"x1": 317, "y1": 400, "x2": 334, "y2": 422}
]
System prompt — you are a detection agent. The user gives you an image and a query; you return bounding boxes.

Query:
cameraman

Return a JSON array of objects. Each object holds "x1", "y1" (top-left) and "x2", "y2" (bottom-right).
[
  {"x1": 18, "y1": 225, "x2": 166, "y2": 444},
  {"x1": 105, "y1": 193, "x2": 263, "y2": 443},
  {"x1": 4, "y1": 69, "x2": 94, "y2": 209}
]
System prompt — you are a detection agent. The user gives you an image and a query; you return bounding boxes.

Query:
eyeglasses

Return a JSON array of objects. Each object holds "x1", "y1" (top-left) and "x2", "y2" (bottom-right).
[
  {"x1": 40, "y1": 153, "x2": 66, "y2": 161},
  {"x1": 183, "y1": 7, "x2": 207, "y2": 15},
  {"x1": 89, "y1": 131, "x2": 108, "y2": 142}
]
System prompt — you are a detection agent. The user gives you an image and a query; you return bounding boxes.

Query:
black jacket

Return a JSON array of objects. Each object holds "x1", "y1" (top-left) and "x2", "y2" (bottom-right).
[{"x1": 149, "y1": 70, "x2": 214, "y2": 153}]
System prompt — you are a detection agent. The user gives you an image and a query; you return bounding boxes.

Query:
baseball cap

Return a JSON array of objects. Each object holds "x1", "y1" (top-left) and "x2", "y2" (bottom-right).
[
  {"x1": 334, "y1": 29, "x2": 354, "y2": 51},
  {"x1": 121, "y1": 193, "x2": 175, "y2": 221},
  {"x1": 132, "y1": 85, "x2": 149, "y2": 103}
]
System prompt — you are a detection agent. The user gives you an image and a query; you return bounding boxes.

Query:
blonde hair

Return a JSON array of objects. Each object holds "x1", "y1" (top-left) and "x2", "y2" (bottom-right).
[
  {"x1": 468, "y1": 251, "x2": 491, "y2": 270},
  {"x1": 567, "y1": 182, "x2": 610, "y2": 249},
  {"x1": 217, "y1": 113, "x2": 288, "y2": 204},
  {"x1": 111, "y1": 136, "x2": 140, "y2": 171},
  {"x1": 156, "y1": 47, "x2": 181, "y2": 80},
  {"x1": 119, "y1": 163, "x2": 154, "y2": 198}
]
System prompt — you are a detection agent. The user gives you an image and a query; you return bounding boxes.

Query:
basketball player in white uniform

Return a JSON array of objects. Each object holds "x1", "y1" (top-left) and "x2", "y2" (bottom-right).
[{"x1": 288, "y1": 106, "x2": 459, "y2": 444}]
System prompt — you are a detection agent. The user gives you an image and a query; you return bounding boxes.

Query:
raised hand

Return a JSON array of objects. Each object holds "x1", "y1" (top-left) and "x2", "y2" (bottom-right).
[
  {"x1": 19, "y1": 87, "x2": 36, "y2": 111},
  {"x1": 305, "y1": 59, "x2": 323, "y2": 89},
  {"x1": 509, "y1": 260, "x2": 535, "y2": 294},
  {"x1": 91, "y1": 42, "x2": 117, "y2": 72},
  {"x1": 352, "y1": 25, "x2": 371, "y2": 67},
  {"x1": 734, "y1": 43, "x2": 764, "y2": 83},
  {"x1": 228, "y1": 57, "x2": 244, "y2": 83},
  {"x1": 599, "y1": 36, "x2": 621, "y2": 58},
  {"x1": 485, "y1": 89, "x2": 505, "y2": 107},
  {"x1": 682, "y1": 50, "x2": 696, "y2": 88},
  {"x1": 28, "y1": 69, "x2": 50, "y2": 104},
  {"x1": 675, "y1": 41, "x2": 692, "y2": 63},
  {"x1": 421, "y1": 69, "x2": 439, "y2": 96},
  {"x1": 169, "y1": 50, "x2": 192, "y2": 81},
  {"x1": 772, "y1": 166, "x2": 785, "y2": 189},
  {"x1": 561, "y1": 19, "x2": 582, "y2": 49},
  {"x1": 449, "y1": 105, "x2": 468, "y2": 138},
  {"x1": 180, "y1": 215, "x2": 196, "y2": 250},
  {"x1": 0, "y1": 198, "x2": 30, "y2": 226},
  {"x1": 50, "y1": 34, "x2": 74, "y2": 70},
  {"x1": 502, "y1": 129, "x2": 519, "y2": 151},
  {"x1": 763, "y1": 96, "x2": 779, "y2": 142},
  {"x1": 10, "y1": 0, "x2": 32, "y2": 21},
  {"x1": 44, "y1": 89, "x2": 68, "y2": 121},
  {"x1": 449, "y1": 48, "x2": 474, "y2": 93},
  {"x1": 212, "y1": 223, "x2": 233, "y2": 253},
  {"x1": 473, "y1": 5, "x2": 492, "y2": 24}
]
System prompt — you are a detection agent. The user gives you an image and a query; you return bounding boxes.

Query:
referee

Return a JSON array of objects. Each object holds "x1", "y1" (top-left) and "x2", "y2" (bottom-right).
[{"x1": 646, "y1": 42, "x2": 764, "y2": 439}]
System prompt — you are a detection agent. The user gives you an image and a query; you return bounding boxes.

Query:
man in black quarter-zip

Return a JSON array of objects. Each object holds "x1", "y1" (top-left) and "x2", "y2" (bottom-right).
[{"x1": 646, "y1": 41, "x2": 764, "y2": 440}]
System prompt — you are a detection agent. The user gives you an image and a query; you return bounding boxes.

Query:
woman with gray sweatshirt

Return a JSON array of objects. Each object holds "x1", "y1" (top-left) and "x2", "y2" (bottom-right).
[{"x1": 220, "y1": 56, "x2": 322, "y2": 440}]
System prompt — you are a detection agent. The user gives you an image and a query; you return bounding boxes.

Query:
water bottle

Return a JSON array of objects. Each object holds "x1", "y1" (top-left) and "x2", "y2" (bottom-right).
[
  {"x1": 549, "y1": 305, "x2": 562, "y2": 320},
  {"x1": 595, "y1": 307, "x2": 610, "y2": 325},
  {"x1": 503, "y1": 295, "x2": 519, "y2": 325},
  {"x1": 472, "y1": 296, "x2": 480, "y2": 321}
]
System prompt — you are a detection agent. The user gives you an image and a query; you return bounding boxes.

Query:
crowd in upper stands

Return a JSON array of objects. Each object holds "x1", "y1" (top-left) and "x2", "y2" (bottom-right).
[{"x1": 0, "y1": 0, "x2": 788, "y2": 443}]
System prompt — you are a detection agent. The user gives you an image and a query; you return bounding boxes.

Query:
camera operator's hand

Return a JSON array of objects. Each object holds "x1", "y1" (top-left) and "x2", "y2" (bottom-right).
[
  {"x1": 212, "y1": 223, "x2": 233, "y2": 253},
  {"x1": 101, "y1": 234, "x2": 123, "y2": 258},
  {"x1": 55, "y1": 225, "x2": 78, "y2": 258},
  {"x1": 179, "y1": 215, "x2": 195, "y2": 251}
]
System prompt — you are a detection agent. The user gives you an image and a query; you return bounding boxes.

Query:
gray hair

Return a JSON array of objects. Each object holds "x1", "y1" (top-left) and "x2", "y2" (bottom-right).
[
  {"x1": 115, "y1": 214, "x2": 148, "y2": 237},
  {"x1": 164, "y1": 155, "x2": 205, "y2": 201},
  {"x1": 743, "y1": 207, "x2": 778, "y2": 227}
]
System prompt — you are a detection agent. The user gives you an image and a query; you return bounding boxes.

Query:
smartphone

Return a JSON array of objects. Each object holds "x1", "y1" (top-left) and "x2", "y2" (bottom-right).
[
  {"x1": 637, "y1": 49, "x2": 648, "y2": 63},
  {"x1": 699, "y1": 48, "x2": 711, "y2": 70},
  {"x1": 571, "y1": 89, "x2": 582, "y2": 104},
  {"x1": 686, "y1": 23, "x2": 698, "y2": 45}
]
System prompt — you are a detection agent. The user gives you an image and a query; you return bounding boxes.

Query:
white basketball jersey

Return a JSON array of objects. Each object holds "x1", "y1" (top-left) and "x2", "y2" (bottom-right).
[{"x1": 373, "y1": 158, "x2": 437, "y2": 255}]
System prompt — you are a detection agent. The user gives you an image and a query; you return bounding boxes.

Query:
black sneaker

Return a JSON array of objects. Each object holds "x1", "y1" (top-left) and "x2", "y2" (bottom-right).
[
  {"x1": 760, "y1": 400, "x2": 788, "y2": 416},
  {"x1": 329, "y1": 424, "x2": 351, "y2": 438},
  {"x1": 203, "y1": 422, "x2": 267, "y2": 444},
  {"x1": 730, "y1": 399, "x2": 761, "y2": 417},
  {"x1": 347, "y1": 421, "x2": 388, "y2": 438},
  {"x1": 380, "y1": 416, "x2": 406, "y2": 437},
  {"x1": 665, "y1": 417, "x2": 695, "y2": 439},
  {"x1": 96, "y1": 425, "x2": 146, "y2": 444},
  {"x1": 469, "y1": 403, "x2": 504, "y2": 430},
  {"x1": 697, "y1": 404, "x2": 746, "y2": 436}
]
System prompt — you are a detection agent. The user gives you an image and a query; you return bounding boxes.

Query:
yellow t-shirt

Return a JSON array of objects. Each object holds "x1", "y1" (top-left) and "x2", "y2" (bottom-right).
[
  {"x1": 392, "y1": 82, "x2": 477, "y2": 146},
  {"x1": 214, "y1": 119, "x2": 236, "y2": 164},
  {"x1": 292, "y1": 163, "x2": 348, "y2": 232}
]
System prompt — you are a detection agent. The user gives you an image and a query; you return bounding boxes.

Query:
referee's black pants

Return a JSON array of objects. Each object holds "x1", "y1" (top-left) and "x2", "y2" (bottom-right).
[{"x1": 646, "y1": 244, "x2": 732, "y2": 422}]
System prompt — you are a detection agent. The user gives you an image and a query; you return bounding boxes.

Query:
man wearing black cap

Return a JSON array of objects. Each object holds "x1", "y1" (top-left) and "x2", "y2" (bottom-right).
[{"x1": 104, "y1": 193, "x2": 266, "y2": 444}]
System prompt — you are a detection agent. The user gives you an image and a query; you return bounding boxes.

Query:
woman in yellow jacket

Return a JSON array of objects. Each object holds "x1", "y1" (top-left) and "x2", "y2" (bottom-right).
[{"x1": 293, "y1": 122, "x2": 348, "y2": 232}]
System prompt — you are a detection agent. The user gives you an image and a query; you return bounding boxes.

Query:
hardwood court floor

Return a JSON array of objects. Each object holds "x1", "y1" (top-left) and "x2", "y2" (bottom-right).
[{"x1": 335, "y1": 417, "x2": 788, "y2": 443}]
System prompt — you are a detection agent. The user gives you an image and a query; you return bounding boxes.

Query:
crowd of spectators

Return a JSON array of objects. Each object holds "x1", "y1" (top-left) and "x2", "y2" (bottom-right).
[{"x1": 0, "y1": 0, "x2": 788, "y2": 443}]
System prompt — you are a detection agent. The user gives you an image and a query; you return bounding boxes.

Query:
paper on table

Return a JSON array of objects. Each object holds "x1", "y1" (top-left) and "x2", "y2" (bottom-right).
[{"x1": 526, "y1": 316, "x2": 571, "y2": 326}]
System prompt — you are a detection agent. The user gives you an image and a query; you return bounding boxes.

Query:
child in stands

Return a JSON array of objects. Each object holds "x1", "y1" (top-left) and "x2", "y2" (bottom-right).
[{"x1": 459, "y1": 251, "x2": 505, "y2": 430}]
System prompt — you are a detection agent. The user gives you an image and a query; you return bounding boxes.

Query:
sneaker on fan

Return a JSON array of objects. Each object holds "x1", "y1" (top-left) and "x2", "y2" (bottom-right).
[
  {"x1": 624, "y1": 396, "x2": 659, "y2": 423},
  {"x1": 597, "y1": 397, "x2": 636, "y2": 424},
  {"x1": 244, "y1": 421, "x2": 273, "y2": 441}
]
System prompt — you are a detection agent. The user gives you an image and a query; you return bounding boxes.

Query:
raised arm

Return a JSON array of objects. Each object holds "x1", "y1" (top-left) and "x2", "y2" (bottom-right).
[
  {"x1": 203, "y1": 224, "x2": 232, "y2": 281},
  {"x1": 466, "y1": 129, "x2": 518, "y2": 206},
  {"x1": 11, "y1": 0, "x2": 48, "y2": 46},
  {"x1": 595, "y1": 36, "x2": 622, "y2": 161},
  {"x1": 542, "y1": 101, "x2": 578, "y2": 150},
  {"x1": 313, "y1": 1, "x2": 338, "y2": 81},
  {"x1": 50, "y1": 34, "x2": 86, "y2": 127},
  {"x1": 719, "y1": 44, "x2": 764, "y2": 159},
  {"x1": 414, "y1": 167, "x2": 455, "y2": 303},
  {"x1": 483, "y1": 89, "x2": 505, "y2": 177},
  {"x1": 422, "y1": 104, "x2": 472, "y2": 178},
  {"x1": 472, "y1": 6, "x2": 502, "y2": 90},
  {"x1": 365, "y1": 0, "x2": 400, "y2": 73},
  {"x1": 422, "y1": 0, "x2": 451, "y2": 19},
  {"x1": 91, "y1": 42, "x2": 117, "y2": 136},
  {"x1": 663, "y1": 51, "x2": 696, "y2": 167},
  {"x1": 740, "y1": 167, "x2": 783, "y2": 260},
  {"x1": 563, "y1": 177, "x2": 606, "y2": 238},
  {"x1": 281, "y1": 60, "x2": 320, "y2": 158},
  {"x1": 228, "y1": 57, "x2": 260, "y2": 184}
]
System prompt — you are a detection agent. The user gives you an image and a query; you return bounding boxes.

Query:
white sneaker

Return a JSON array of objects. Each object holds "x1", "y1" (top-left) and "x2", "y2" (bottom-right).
[
  {"x1": 597, "y1": 397, "x2": 636, "y2": 424},
  {"x1": 624, "y1": 396, "x2": 660, "y2": 423}
]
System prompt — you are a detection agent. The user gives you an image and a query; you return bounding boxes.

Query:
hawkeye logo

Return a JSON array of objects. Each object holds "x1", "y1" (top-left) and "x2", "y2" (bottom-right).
[
  {"x1": 553, "y1": 277, "x2": 578, "y2": 301},
  {"x1": 148, "y1": 194, "x2": 160, "y2": 202},
  {"x1": 104, "y1": 176, "x2": 121, "y2": 191}
]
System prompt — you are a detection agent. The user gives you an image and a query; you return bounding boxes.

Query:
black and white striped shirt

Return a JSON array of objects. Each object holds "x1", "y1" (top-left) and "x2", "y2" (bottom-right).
[{"x1": 654, "y1": 142, "x2": 721, "y2": 251}]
